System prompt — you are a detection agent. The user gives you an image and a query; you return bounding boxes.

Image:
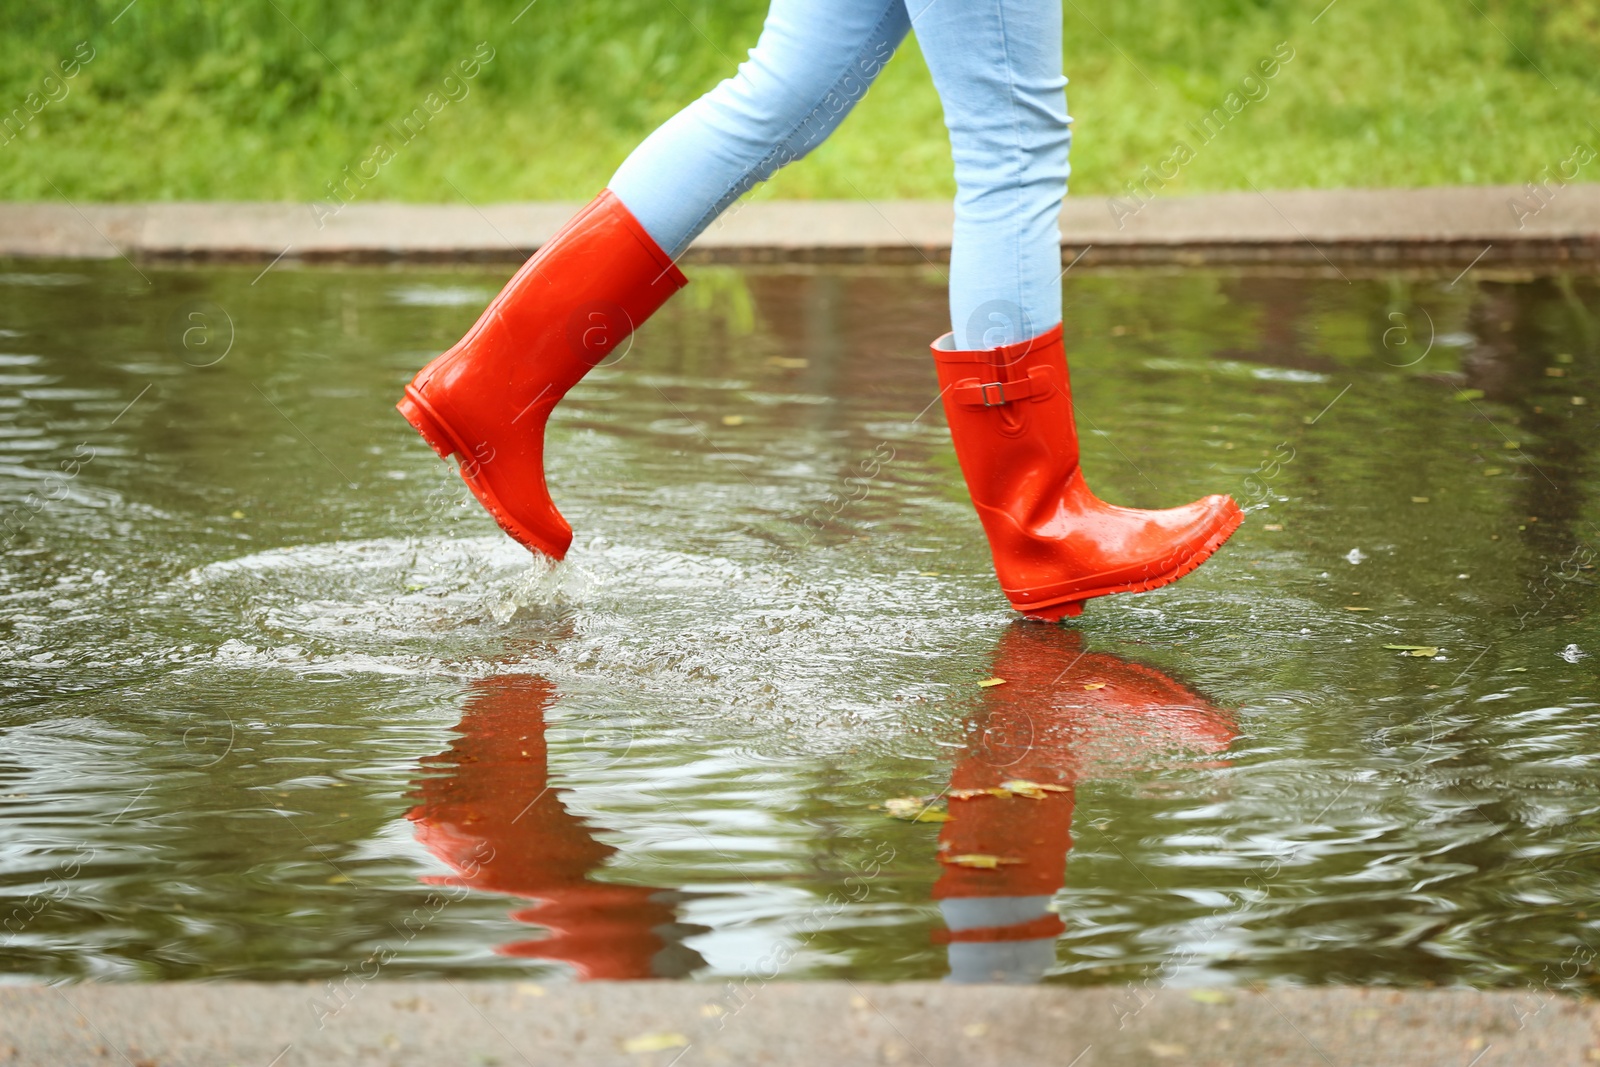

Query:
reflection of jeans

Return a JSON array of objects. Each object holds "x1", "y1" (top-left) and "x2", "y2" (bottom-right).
[
  {"x1": 940, "y1": 896, "x2": 1059, "y2": 983},
  {"x1": 608, "y1": 0, "x2": 1070, "y2": 349}
]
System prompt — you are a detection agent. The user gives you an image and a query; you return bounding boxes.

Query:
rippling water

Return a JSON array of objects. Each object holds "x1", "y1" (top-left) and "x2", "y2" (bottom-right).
[{"x1": 0, "y1": 259, "x2": 1596, "y2": 988}]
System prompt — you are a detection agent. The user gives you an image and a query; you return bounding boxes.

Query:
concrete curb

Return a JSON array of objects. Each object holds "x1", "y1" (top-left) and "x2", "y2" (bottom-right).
[
  {"x1": 3, "y1": 185, "x2": 1599, "y2": 267},
  {"x1": 1, "y1": 981, "x2": 1593, "y2": 1066}
]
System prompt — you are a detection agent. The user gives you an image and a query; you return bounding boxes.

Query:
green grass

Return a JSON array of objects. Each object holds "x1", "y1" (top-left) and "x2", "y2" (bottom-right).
[{"x1": 3, "y1": 0, "x2": 1599, "y2": 202}]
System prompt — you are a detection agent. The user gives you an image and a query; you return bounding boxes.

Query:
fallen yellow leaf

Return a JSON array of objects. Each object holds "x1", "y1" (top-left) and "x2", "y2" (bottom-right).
[
  {"x1": 884, "y1": 797, "x2": 951, "y2": 823},
  {"x1": 999, "y1": 779, "x2": 1071, "y2": 799},
  {"x1": 978, "y1": 677, "x2": 1006, "y2": 688},
  {"x1": 943, "y1": 854, "x2": 1022, "y2": 869},
  {"x1": 1082, "y1": 681, "x2": 1107, "y2": 690},
  {"x1": 622, "y1": 1032, "x2": 689, "y2": 1054},
  {"x1": 949, "y1": 787, "x2": 1009, "y2": 800},
  {"x1": 720, "y1": 414, "x2": 745, "y2": 426}
]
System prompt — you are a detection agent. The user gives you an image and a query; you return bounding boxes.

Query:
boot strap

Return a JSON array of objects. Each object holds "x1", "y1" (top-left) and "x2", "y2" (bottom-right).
[{"x1": 952, "y1": 367, "x2": 1054, "y2": 408}]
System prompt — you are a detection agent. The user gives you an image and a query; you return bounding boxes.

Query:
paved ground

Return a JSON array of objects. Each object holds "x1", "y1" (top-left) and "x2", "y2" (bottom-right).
[
  {"x1": 1, "y1": 981, "x2": 1593, "y2": 1066},
  {"x1": 3, "y1": 185, "x2": 1599, "y2": 267}
]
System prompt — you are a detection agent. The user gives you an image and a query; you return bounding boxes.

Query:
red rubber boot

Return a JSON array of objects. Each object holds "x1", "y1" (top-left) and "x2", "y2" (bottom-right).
[
  {"x1": 931, "y1": 324, "x2": 1244, "y2": 620},
  {"x1": 398, "y1": 190, "x2": 687, "y2": 559}
]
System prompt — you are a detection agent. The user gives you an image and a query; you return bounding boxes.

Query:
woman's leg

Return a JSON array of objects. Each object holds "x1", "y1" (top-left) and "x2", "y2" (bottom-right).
[
  {"x1": 919, "y1": 1, "x2": 1242, "y2": 620},
  {"x1": 402, "y1": 0, "x2": 913, "y2": 560},
  {"x1": 909, "y1": 0, "x2": 1071, "y2": 349},
  {"x1": 609, "y1": 0, "x2": 911, "y2": 259}
]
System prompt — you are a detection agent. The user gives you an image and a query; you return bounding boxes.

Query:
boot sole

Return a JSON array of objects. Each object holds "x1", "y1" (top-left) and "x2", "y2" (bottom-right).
[
  {"x1": 1013, "y1": 504, "x2": 1245, "y2": 622},
  {"x1": 397, "y1": 387, "x2": 569, "y2": 560}
]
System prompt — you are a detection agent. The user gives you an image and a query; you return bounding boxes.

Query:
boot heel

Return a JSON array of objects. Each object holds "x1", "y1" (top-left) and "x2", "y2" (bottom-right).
[{"x1": 398, "y1": 389, "x2": 457, "y2": 460}]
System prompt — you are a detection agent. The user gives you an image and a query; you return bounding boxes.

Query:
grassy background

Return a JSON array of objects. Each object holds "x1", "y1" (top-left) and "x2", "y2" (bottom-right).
[{"x1": 3, "y1": 0, "x2": 1599, "y2": 202}]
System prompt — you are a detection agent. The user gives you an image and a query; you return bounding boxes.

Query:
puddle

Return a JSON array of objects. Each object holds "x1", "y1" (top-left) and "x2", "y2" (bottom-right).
[{"x1": 0, "y1": 260, "x2": 1596, "y2": 987}]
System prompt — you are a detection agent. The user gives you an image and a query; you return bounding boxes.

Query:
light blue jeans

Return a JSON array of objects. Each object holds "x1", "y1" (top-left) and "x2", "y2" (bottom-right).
[{"x1": 608, "y1": 0, "x2": 1070, "y2": 350}]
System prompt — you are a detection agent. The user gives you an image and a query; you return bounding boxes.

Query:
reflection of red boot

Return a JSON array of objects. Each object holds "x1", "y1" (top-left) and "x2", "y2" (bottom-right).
[
  {"x1": 934, "y1": 626, "x2": 1235, "y2": 982},
  {"x1": 408, "y1": 676, "x2": 702, "y2": 979},
  {"x1": 931, "y1": 325, "x2": 1243, "y2": 619},
  {"x1": 398, "y1": 191, "x2": 687, "y2": 559}
]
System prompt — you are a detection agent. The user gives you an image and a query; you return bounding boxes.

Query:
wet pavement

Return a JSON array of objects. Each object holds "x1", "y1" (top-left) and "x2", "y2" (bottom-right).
[{"x1": 5, "y1": 981, "x2": 1597, "y2": 1066}]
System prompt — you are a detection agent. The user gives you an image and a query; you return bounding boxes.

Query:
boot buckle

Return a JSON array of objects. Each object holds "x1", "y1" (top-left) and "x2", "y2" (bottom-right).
[{"x1": 978, "y1": 381, "x2": 1008, "y2": 407}]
